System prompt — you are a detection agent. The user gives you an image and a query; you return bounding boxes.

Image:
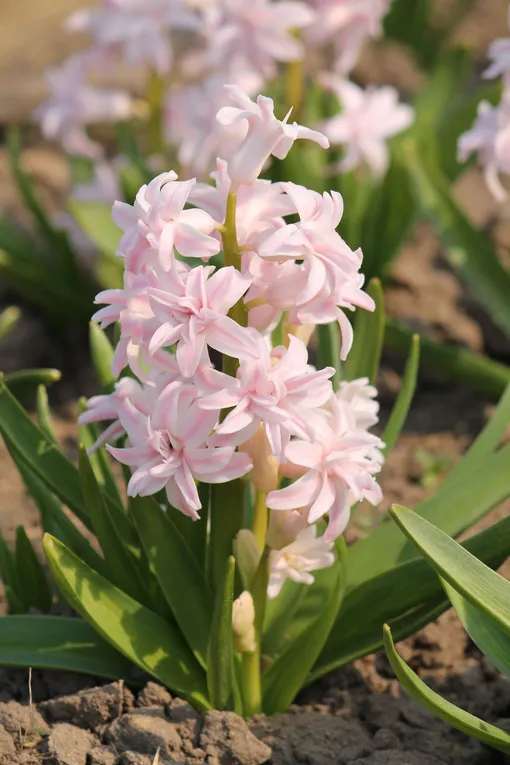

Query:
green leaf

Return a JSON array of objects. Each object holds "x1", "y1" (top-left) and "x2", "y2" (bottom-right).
[
  {"x1": 359, "y1": 154, "x2": 416, "y2": 280},
  {"x1": 317, "y1": 324, "x2": 340, "y2": 390},
  {"x1": 262, "y1": 541, "x2": 346, "y2": 713},
  {"x1": 0, "y1": 531, "x2": 25, "y2": 614},
  {"x1": 404, "y1": 138, "x2": 510, "y2": 339},
  {"x1": 0, "y1": 306, "x2": 21, "y2": 343},
  {"x1": 262, "y1": 580, "x2": 305, "y2": 658},
  {"x1": 9, "y1": 448, "x2": 106, "y2": 576},
  {"x1": 312, "y1": 510, "x2": 510, "y2": 681},
  {"x1": 383, "y1": 624, "x2": 510, "y2": 754},
  {"x1": 15, "y1": 526, "x2": 52, "y2": 612},
  {"x1": 68, "y1": 200, "x2": 120, "y2": 259},
  {"x1": 383, "y1": 0, "x2": 436, "y2": 68},
  {"x1": 347, "y1": 440, "x2": 510, "y2": 589},
  {"x1": 7, "y1": 128, "x2": 82, "y2": 289},
  {"x1": 385, "y1": 318, "x2": 510, "y2": 398},
  {"x1": 382, "y1": 334, "x2": 420, "y2": 454},
  {"x1": 343, "y1": 278, "x2": 385, "y2": 385},
  {"x1": 89, "y1": 323, "x2": 115, "y2": 392},
  {"x1": 390, "y1": 505, "x2": 510, "y2": 635},
  {"x1": 0, "y1": 615, "x2": 134, "y2": 679},
  {"x1": 4, "y1": 369, "x2": 61, "y2": 401},
  {"x1": 0, "y1": 378, "x2": 90, "y2": 528},
  {"x1": 207, "y1": 556, "x2": 235, "y2": 710},
  {"x1": 43, "y1": 534, "x2": 210, "y2": 708},
  {"x1": 131, "y1": 496, "x2": 213, "y2": 667},
  {"x1": 36, "y1": 385, "x2": 57, "y2": 443},
  {"x1": 79, "y1": 447, "x2": 150, "y2": 606},
  {"x1": 441, "y1": 579, "x2": 510, "y2": 678}
]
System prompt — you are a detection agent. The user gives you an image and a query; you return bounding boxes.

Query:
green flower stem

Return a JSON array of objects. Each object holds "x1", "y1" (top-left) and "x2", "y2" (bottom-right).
[
  {"x1": 221, "y1": 193, "x2": 248, "y2": 361},
  {"x1": 241, "y1": 547, "x2": 270, "y2": 716},
  {"x1": 284, "y1": 57, "x2": 304, "y2": 119},
  {"x1": 252, "y1": 491, "x2": 268, "y2": 551},
  {"x1": 147, "y1": 71, "x2": 166, "y2": 156}
]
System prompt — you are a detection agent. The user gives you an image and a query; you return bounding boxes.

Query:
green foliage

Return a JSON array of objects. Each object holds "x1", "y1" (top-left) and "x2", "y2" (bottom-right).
[
  {"x1": 207, "y1": 557, "x2": 235, "y2": 709},
  {"x1": 0, "y1": 307, "x2": 21, "y2": 343},
  {"x1": 384, "y1": 506, "x2": 510, "y2": 754},
  {"x1": 343, "y1": 278, "x2": 385, "y2": 384}
]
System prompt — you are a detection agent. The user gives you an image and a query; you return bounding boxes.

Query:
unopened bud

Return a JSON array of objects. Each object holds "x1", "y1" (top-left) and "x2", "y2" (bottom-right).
[
  {"x1": 232, "y1": 591, "x2": 256, "y2": 653},
  {"x1": 266, "y1": 509, "x2": 307, "y2": 550},
  {"x1": 240, "y1": 425, "x2": 279, "y2": 493}
]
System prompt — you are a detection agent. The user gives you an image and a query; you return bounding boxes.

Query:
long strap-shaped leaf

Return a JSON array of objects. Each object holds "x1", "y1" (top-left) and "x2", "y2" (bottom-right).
[
  {"x1": 207, "y1": 556, "x2": 235, "y2": 710},
  {"x1": 383, "y1": 625, "x2": 510, "y2": 755},
  {"x1": 130, "y1": 496, "x2": 213, "y2": 668},
  {"x1": 390, "y1": 505, "x2": 510, "y2": 633},
  {"x1": 0, "y1": 378, "x2": 89, "y2": 527},
  {"x1": 312, "y1": 510, "x2": 510, "y2": 681},
  {"x1": 0, "y1": 615, "x2": 133, "y2": 679},
  {"x1": 43, "y1": 534, "x2": 210, "y2": 710}
]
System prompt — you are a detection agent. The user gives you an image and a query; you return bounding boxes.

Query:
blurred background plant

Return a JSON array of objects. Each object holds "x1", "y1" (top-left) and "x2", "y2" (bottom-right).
[{"x1": 2, "y1": 0, "x2": 510, "y2": 400}]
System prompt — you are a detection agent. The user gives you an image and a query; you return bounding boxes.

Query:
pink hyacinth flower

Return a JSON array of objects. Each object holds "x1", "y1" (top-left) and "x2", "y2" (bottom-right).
[
  {"x1": 216, "y1": 85, "x2": 329, "y2": 185},
  {"x1": 107, "y1": 381, "x2": 252, "y2": 517},
  {"x1": 319, "y1": 75, "x2": 414, "y2": 177},
  {"x1": 113, "y1": 172, "x2": 220, "y2": 273},
  {"x1": 268, "y1": 525, "x2": 336, "y2": 598},
  {"x1": 267, "y1": 397, "x2": 383, "y2": 541},
  {"x1": 199, "y1": 335, "x2": 335, "y2": 457},
  {"x1": 148, "y1": 265, "x2": 258, "y2": 377}
]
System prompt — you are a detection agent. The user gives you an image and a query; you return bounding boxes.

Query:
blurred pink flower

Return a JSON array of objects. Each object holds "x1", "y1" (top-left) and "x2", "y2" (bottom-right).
[
  {"x1": 484, "y1": 7, "x2": 510, "y2": 81},
  {"x1": 458, "y1": 95, "x2": 510, "y2": 203},
  {"x1": 201, "y1": 0, "x2": 314, "y2": 81},
  {"x1": 35, "y1": 54, "x2": 132, "y2": 158},
  {"x1": 67, "y1": 0, "x2": 200, "y2": 74},
  {"x1": 306, "y1": 0, "x2": 389, "y2": 73},
  {"x1": 319, "y1": 76, "x2": 414, "y2": 177},
  {"x1": 106, "y1": 381, "x2": 252, "y2": 517},
  {"x1": 217, "y1": 85, "x2": 329, "y2": 185},
  {"x1": 267, "y1": 525, "x2": 335, "y2": 598}
]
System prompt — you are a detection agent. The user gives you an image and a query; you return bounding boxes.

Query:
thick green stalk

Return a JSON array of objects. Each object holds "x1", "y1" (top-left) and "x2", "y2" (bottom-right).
[
  {"x1": 240, "y1": 547, "x2": 270, "y2": 716},
  {"x1": 252, "y1": 491, "x2": 268, "y2": 551}
]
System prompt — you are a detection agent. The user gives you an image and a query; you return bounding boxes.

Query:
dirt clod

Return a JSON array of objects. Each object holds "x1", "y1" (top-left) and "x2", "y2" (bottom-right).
[
  {"x1": 0, "y1": 701, "x2": 47, "y2": 738},
  {"x1": 200, "y1": 711, "x2": 271, "y2": 765},
  {"x1": 40, "y1": 682, "x2": 134, "y2": 730},
  {"x1": 87, "y1": 745, "x2": 118, "y2": 765},
  {"x1": 105, "y1": 710, "x2": 182, "y2": 760},
  {"x1": 136, "y1": 684, "x2": 172, "y2": 710},
  {"x1": 0, "y1": 722, "x2": 16, "y2": 755},
  {"x1": 45, "y1": 723, "x2": 97, "y2": 765}
]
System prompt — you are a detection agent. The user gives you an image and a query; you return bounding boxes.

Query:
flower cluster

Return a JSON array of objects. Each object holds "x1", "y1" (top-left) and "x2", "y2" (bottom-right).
[
  {"x1": 80, "y1": 85, "x2": 384, "y2": 594},
  {"x1": 35, "y1": 0, "x2": 413, "y2": 181},
  {"x1": 459, "y1": 6, "x2": 510, "y2": 202}
]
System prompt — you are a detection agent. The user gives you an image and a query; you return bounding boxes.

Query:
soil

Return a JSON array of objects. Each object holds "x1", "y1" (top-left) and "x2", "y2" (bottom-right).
[{"x1": 2, "y1": 0, "x2": 510, "y2": 764}]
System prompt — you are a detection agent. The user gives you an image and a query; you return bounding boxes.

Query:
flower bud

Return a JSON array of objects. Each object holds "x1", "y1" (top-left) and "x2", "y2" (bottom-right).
[
  {"x1": 266, "y1": 508, "x2": 307, "y2": 550},
  {"x1": 233, "y1": 529, "x2": 261, "y2": 590},
  {"x1": 232, "y1": 591, "x2": 256, "y2": 653},
  {"x1": 239, "y1": 425, "x2": 279, "y2": 493}
]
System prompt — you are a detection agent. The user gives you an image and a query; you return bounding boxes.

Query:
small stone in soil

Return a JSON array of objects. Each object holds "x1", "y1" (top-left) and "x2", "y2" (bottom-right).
[{"x1": 45, "y1": 723, "x2": 97, "y2": 765}]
